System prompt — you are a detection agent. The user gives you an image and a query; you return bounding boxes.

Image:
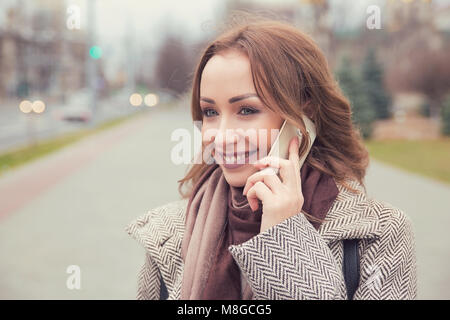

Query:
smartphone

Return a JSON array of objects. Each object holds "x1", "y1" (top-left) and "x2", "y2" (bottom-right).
[{"x1": 259, "y1": 115, "x2": 317, "y2": 176}]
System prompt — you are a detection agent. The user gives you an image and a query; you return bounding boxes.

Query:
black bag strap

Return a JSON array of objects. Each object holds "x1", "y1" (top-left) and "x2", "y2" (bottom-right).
[
  {"x1": 159, "y1": 273, "x2": 169, "y2": 300},
  {"x1": 343, "y1": 239, "x2": 360, "y2": 300}
]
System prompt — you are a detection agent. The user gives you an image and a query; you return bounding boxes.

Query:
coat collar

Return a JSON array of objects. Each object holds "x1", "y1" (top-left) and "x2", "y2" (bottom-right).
[
  {"x1": 318, "y1": 178, "x2": 383, "y2": 244},
  {"x1": 126, "y1": 179, "x2": 382, "y2": 256}
]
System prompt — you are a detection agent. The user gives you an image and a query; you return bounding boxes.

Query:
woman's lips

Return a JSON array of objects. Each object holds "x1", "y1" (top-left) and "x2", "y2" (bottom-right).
[{"x1": 214, "y1": 149, "x2": 258, "y2": 168}]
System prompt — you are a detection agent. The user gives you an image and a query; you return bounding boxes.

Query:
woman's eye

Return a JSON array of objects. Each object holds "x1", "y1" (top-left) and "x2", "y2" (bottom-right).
[
  {"x1": 201, "y1": 106, "x2": 258, "y2": 117},
  {"x1": 202, "y1": 108, "x2": 218, "y2": 117},
  {"x1": 239, "y1": 106, "x2": 258, "y2": 115}
]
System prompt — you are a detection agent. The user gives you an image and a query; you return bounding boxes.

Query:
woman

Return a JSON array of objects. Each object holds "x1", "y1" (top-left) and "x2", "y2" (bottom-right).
[{"x1": 125, "y1": 17, "x2": 417, "y2": 300}]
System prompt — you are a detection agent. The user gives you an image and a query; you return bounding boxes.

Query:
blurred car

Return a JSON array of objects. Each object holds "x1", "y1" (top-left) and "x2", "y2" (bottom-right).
[{"x1": 53, "y1": 90, "x2": 93, "y2": 122}]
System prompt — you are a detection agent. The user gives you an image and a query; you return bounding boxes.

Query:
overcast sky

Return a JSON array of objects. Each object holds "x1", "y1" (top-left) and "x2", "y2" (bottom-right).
[
  {"x1": 88, "y1": 0, "x2": 448, "y2": 40},
  {"x1": 80, "y1": 0, "x2": 374, "y2": 42},
  {"x1": 80, "y1": 0, "x2": 224, "y2": 44},
  {"x1": 55, "y1": 0, "x2": 447, "y2": 49},
  {"x1": 2, "y1": 0, "x2": 446, "y2": 73},
  {"x1": 1, "y1": 0, "x2": 449, "y2": 41}
]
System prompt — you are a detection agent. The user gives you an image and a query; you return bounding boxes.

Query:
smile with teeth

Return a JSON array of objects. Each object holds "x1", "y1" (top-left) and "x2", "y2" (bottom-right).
[{"x1": 216, "y1": 150, "x2": 258, "y2": 164}]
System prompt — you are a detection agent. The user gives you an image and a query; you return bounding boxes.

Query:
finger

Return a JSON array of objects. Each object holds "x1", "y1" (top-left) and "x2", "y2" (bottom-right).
[
  {"x1": 255, "y1": 155, "x2": 295, "y2": 188},
  {"x1": 246, "y1": 181, "x2": 272, "y2": 211},
  {"x1": 254, "y1": 156, "x2": 289, "y2": 169},
  {"x1": 243, "y1": 169, "x2": 282, "y2": 196}
]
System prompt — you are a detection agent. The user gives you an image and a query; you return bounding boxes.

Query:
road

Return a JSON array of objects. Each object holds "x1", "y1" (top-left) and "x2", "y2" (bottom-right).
[
  {"x1": 0, "y1": 102, "x2": 189, "y2": 299},
  {"x1": 0, "y1": 90, "x2": 140, "y2": 154},
  {"x1": 0, "y1": 102, "x2": 448, "y2": 299}
]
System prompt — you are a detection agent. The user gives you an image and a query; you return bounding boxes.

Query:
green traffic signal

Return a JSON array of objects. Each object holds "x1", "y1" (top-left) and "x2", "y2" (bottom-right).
[{"x1": 89, "y1": 46, "x2": 102, "y2": 59}]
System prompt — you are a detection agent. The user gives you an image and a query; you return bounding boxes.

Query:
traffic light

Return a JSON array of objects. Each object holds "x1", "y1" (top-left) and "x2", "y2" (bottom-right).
[{"x1": 89, "y1": 46, "x2": 102, "y2": 59}]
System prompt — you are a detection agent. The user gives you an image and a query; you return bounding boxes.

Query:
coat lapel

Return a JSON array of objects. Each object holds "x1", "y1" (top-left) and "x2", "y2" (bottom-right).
[{"x1": 318, "y1": 179, "x2": 382, "y2": 244}]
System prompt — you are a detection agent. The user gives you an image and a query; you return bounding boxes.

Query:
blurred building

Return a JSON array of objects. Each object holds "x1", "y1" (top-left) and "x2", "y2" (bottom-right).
[
  {"x1": 385, "y1": 0, "x2": 443, "y2": 51},
  {"x1": 0, "y1": 0, "x2": 87, "y2": 102},
  {"x1": 372, "y1": 92, "x2": 442, "y2": 140},
  {"x1": 223, "y1": 0, "x2": 334, "y2": 60}
]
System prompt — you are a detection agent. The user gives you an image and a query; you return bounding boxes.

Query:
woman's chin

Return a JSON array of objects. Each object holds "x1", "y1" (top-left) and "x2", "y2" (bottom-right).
[{"x1": 220, "y1": 164, "x2": 258, "y2": 187}]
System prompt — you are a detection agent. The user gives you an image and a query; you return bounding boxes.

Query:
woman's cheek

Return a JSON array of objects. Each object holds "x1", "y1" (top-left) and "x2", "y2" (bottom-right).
[{"x1": 201, "y1": 124, "x2": 217, "y2": 145}]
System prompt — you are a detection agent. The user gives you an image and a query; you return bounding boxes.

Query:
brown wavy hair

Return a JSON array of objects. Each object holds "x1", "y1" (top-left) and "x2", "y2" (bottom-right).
[{"x1": 178, "y1": 14, "x2": 369, "y2": 215}]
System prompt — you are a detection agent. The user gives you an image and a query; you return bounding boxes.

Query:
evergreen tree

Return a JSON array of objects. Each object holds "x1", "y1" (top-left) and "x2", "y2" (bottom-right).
[
  {"x1": 336, "y1": 57, "x2": 376, "y2": 139},
  {"x1": 362, "y1": 48, "x2": 391, "y2": 120}
]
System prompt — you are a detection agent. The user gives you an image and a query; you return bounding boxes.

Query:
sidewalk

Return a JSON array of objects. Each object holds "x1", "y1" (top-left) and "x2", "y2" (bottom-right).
[
  {"x1": 0, "y1": 106, "x2": 189, "y2": 299},
  {"x1": 365, "y1": 159, "x2": 450, "y2": 299}
]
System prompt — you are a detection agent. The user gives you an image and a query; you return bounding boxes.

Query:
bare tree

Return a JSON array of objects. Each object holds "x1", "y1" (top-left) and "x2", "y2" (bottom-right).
[
  {"x1": 154, "y1": 33, "x2": 194, "y2": 96},
  {"x1": 386, "y1": 46, "x2": 450, "y2": 118}
]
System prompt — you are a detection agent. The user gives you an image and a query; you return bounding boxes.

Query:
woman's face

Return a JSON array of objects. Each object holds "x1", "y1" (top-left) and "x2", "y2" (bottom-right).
[{"x1": 200, "y1": 50, "x2": 284, "y2": 187}]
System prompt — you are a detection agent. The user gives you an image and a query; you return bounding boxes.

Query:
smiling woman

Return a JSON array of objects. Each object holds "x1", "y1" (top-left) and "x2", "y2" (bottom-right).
[
  {"x1": 199, "y1": 50, "x2": 285, "y2": 186},
  {"x1": 126, "y1": 13, "x2": 417, "y2": 301}
]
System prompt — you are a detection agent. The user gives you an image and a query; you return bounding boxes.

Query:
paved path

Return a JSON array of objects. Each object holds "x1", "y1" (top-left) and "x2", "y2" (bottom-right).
[
  {"x1": 0, "y1": 105, "x2": 189, "y2": 299},
  {"x1": 0, "y1": 103, "x2": 448, "y2": 299},
  {"x1": 365, "y1": 159, "x2": 450, "y2": 299}
]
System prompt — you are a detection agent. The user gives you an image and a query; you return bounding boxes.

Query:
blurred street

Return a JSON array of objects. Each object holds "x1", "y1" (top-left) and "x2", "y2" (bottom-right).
[
  {"x1": 0, "y1": 101, "x2": 190, "y2": 299},
  {"x1": 0, "y1": 89, "x2": 140, "y2": 153},
  {"x1": 0, "y1": 102, "x2": 448, "y2": 299}
]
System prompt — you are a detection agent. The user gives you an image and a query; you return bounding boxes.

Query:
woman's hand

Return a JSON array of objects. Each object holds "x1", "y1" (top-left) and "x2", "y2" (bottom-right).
[{"x1": 243, "y1": 136, "x2": 304, "y2": 233}]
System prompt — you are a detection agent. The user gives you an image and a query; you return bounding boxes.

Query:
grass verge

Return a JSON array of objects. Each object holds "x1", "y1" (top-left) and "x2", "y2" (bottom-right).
[
  {"x1": 365, "y1": 138, "x2": 450, "y2": 185},
  {"x1": 0, "y1": 110, "x2": 147, "y2": 176}
]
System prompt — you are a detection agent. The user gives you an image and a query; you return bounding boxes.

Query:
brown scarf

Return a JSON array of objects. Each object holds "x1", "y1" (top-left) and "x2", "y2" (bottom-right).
[{"x1": 180, "y1": 162, "x2": 339, "y2": 300}]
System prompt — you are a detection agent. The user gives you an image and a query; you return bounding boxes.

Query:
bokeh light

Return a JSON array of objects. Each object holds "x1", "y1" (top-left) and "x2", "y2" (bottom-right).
[
  {"x1": 144, "y1": 93, "x2": 159, "y2": 107},
  {"x1": 129, "y1": 93, "x2": 143, "y2": 106},
  {"x1": 32, "y1": 100, "x2": 46, "y2": 113},
  {"x1": 19, "y1": 100, "x2": 33, "y2": 113}
]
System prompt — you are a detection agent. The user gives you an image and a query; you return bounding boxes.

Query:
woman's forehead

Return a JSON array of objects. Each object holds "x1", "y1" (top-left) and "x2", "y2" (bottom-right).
[{"x1": 201, "y1": 53, "x2": 255, "y2": 99}]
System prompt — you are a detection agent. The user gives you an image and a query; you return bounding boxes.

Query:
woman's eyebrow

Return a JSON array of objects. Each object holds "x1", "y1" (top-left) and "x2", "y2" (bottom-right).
[{"x1": 200, "y1": 93, "x2": 258, "y2": 104}]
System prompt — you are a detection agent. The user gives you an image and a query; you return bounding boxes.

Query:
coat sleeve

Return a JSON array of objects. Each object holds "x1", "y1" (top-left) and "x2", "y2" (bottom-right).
[
  {"x1": 354, "y1": 208, "x2": 417, "y2": 300},
  {"x1": 136, "y1": 252, "x2": 162, "y2": 300},
  {"x1": 228, "y1": 212, "x2": 345, "y2": 300}
]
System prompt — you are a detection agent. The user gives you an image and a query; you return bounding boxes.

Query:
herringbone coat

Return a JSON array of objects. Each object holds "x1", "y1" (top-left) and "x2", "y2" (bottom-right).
[{"x1": 125, "y1": 179, "x2": 417, "y2": 300}]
